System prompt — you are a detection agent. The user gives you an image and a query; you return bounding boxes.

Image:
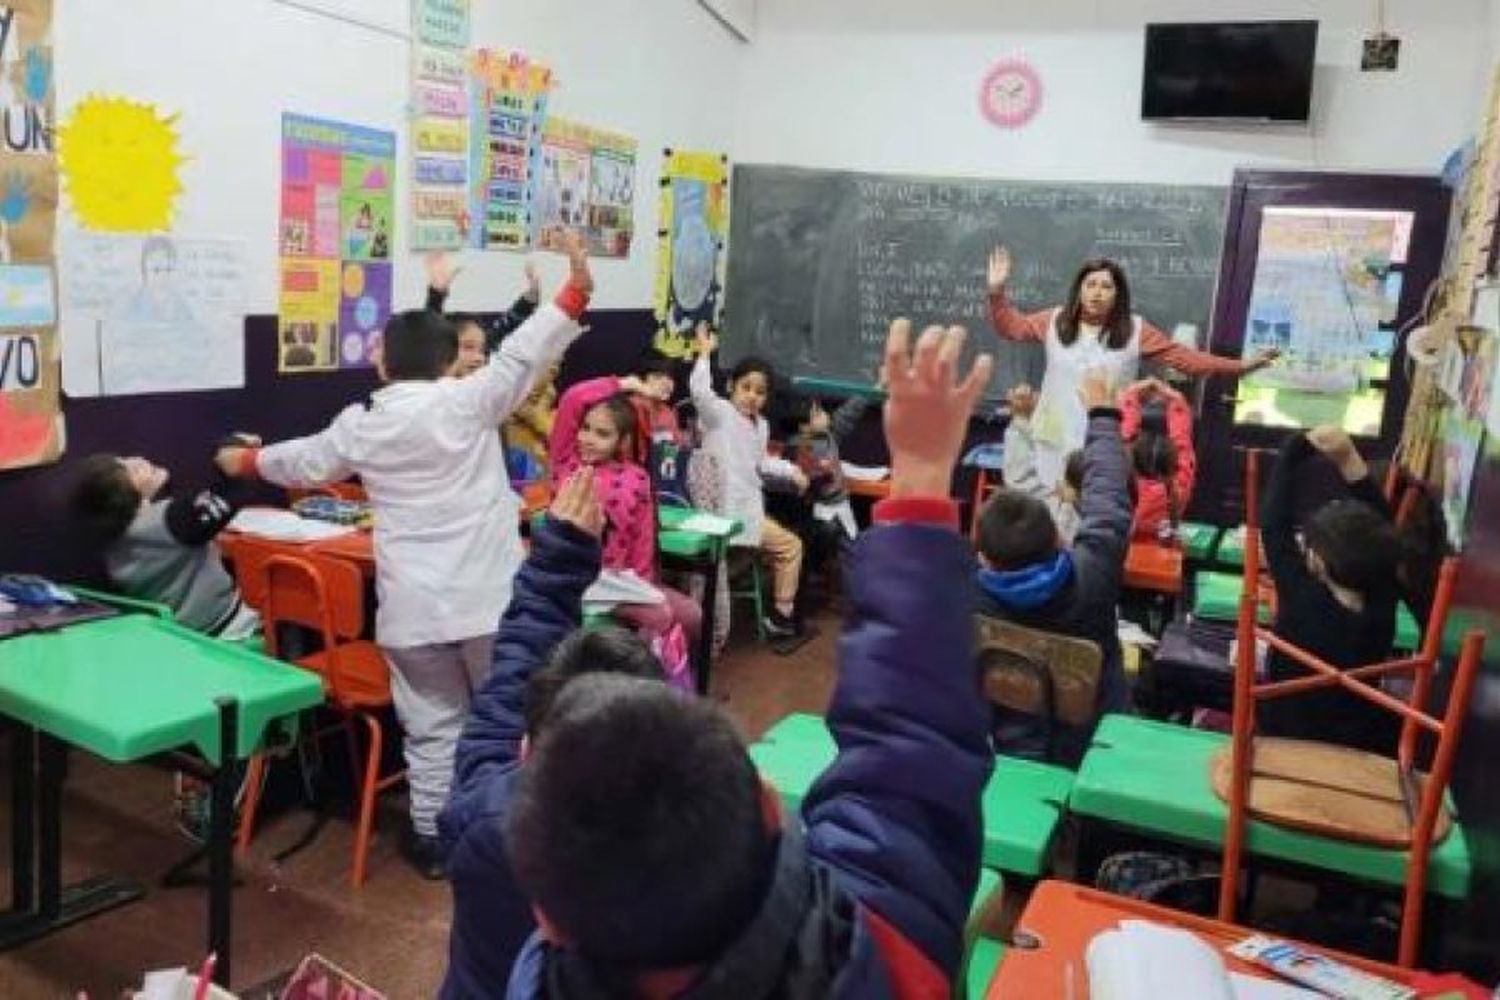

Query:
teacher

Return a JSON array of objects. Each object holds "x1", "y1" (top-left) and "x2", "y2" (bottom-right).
[{"x1": 987, "y1": 246, "x2": 1277, "y2": 490}]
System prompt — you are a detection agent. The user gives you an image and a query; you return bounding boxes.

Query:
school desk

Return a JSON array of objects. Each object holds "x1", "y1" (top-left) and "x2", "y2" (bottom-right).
[
  {"x1": 984, "y1": 879, "x2": 1425, "y2": 999},
  {"x1": 749, "y1": 713, "x2": 1074, "y2": 878},
  {"x1": 658, "y1": 506, "x2": 744, "y2": 696},
  {"x1": 0, "y1": 613, "x2": 322, "y2": 986},
  {"x1": 1068, "y1": 715, "x2": 1471, "y2": 903}
]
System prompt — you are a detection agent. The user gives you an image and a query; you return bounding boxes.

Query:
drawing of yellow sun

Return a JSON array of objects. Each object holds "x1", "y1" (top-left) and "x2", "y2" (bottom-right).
[{"x1": 58, "y1": 96, "x2": 186, "y2": 232}]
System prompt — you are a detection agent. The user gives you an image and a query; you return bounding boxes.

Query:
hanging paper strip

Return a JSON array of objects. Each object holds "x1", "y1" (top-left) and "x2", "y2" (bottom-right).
[
  {"x1": 652, "y1": 150, "x2": 729, "y2": 360},
  {"x1": 410, "y1": 0, "x2": 471, "y2": 250}
]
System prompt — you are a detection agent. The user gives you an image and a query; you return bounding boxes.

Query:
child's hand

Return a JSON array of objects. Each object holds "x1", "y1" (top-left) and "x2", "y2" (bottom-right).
[
  {"x1": 1079, "y1": 372, "x2": 1114, "y2": 412},
  {"x1": 882, "y1": 319, "x2": 993, "y2": 498},
  {"x1": 550, "y1": 467, "x2": 605, "y2": 538},
  {"x1": 523, "y1": 258, "x2": 541, "y2": 303},
  {"x1": 426, "y1": 251, "x2": 460, "y2": 293},
  {"x1": 789, "y1": 468, "x2": 810, "y2": 493},
  {"x1": 618, "y1": 375, "x2": 646, "y2": 396},
  {"x1": 987, "y1": 246, "x2": 1012, "y2": 293},
  {"x1": 694, "y1": 320, "x2": 718, "y2": 358},
  {"x1": 559, "y1": 230, "x2": 594, "y2": 295},
  {"x1": 1307, "y1": 424, "x2": 1367, "y2": 482},
  {"x1": 1006, "y1": 383, "x2": 1037, "y2": 418},
  {"x1": 215, "y1": 446, "x2": 246, "y2": 478}
]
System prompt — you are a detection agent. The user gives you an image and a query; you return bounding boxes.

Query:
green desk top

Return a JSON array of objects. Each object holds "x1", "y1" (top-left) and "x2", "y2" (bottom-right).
[
  {"x1": 1193, "y1": 572, "x2": 1425, "y2": 652},
  {"x1": 1069, "y1": 714, "x2": 1471, "y2": 899},
  {"x1": 1178, "y1": 522, "x2": 1221, "y2": 562},
  {"x1": 658, "y1": 507, "x2": 744, "y2": 559},
  {"x1": 0, "y1": 614, "x2": 323, "y2": 766},
  {"x1": 749, "y1": 713, "x2": 1074, "y2": 877}
]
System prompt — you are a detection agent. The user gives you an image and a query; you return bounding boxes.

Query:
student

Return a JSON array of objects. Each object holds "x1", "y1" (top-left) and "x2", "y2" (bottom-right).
[
  {"x1": 690, "y1": 326, "x2": 809, "y2": 639},
  {"x1": 215, "y1": 234, "x2": 594, "y2": 878},
  {"x1": 1055, "y1": 449, "x2": 1085, "y2": 546},
  {"x1": 548, "y1": 375, "x2": 702, "y2": 645},
  {"x1": 1120, "y1": 377, "x2": 1197, "y2": 541},
  {"x1": 787, "y1": 390, "x2": 873, "y2": 549},
  {"x1": 426, "y1": 252, "x2": 541, "y2": 353},
  {"x1": 500, "y1": 318, "x2": 995, "y2": 997},
  {"x1": 506, "y1": 364, "x2": 560, "y2": 477},
  {"x1": 986, "y1": 247, "x2": 1277, "y2": 491},
  {"x1": 1001, "y1": 382, "x2": 1047, "y2": 501},
  {"x1": 626, "y1": 351, "x2": 685, "y2": 454},
  {"x1": 69, "y1": 444, "x2": 261, "y2": 641},
  {"x1": 1259, "y1": 426, "x2": 1404, "y2": 756},
  {"x1": 975, "y1": 373, "x2": 1133, "y2": 765},
  {"x1": 439, "y1": 470, "x2": 670, "y2": 998}
]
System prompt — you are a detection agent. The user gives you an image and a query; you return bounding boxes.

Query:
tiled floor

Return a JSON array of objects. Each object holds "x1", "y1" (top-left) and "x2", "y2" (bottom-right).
[{"x1": 0, "y1": 619, "x2": 840, "y2": 999}]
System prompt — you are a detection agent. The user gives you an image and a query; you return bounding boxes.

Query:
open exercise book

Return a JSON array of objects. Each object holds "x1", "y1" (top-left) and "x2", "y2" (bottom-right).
[{"x1": 1086, "y1": 921, "x2": 1318, "y2": 1000}]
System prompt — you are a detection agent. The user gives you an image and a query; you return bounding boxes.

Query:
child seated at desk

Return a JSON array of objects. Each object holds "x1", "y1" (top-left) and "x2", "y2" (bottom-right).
[
  {"x1": 69, "y1": 442, "x2": 261, "y2": 641},
  {"x1": 1120, "y1": 377, "x2": 1196, "y2": 542},
  {"x1": 690, "y1": 326, "x2": 809, "y2": 639},
  {"x1": 975, "y1": 374, "x2": 1133, "y2": 766},
  {"x1": 216, "y1": 234, "x2": 595, "y2": 879},
  {"x1": 491, "y1": 318, "x2": 994, "y2": 998},
  {"x1": 1259, "y1": 426, "x2": 1404, "y2": 756},
  {"x1": 549, "y1": 372, "x2": 701, "y2": 646},
  {"x1": 786, "y1": 387, "x2": 875, "y2": 552}
]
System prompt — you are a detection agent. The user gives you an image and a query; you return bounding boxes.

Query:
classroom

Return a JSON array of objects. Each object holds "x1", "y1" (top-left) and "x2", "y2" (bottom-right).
[{"x1": 2, "y1": 0, "x2": 1499, "y2": 996}]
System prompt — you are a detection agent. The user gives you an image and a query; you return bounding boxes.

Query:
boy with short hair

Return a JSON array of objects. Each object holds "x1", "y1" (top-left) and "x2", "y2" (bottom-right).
[
  {"x1": 217, "y1": 235, "x2": 594, "y2": 878},
  {"x1": 495, "y1": 319, "x2": 996, "y2": 997},
  {"x1": 975, "y1": 373, "x2": 1134, "y2": 765}
]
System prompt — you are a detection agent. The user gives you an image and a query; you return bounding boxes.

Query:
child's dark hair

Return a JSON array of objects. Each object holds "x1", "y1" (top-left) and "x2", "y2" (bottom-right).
[
  {"x1": 633, "y1": 350, "x2": 675, "y2": 381},
  {"x1": 977, "y1": 490, "x2": 1058, "y2": 569},
  {"x1": 1303, "y1": 499, "x2": 1402, "y2": 593},
  {"x1": 1063, "y1": 450, "x2": 1086, "y2": 494},
  {"x1": 1132, "y1": 431, "x2": 1180, "y2": 523},
  {"x1": 584, "y1": 394, "x2": 640, "y2": 461},
  {"x1": 70, "y1": 454, "x2": 141, "y2": 543},
  {"x1": 506, "y1": 675, "x2": 771, "y2": 969},
  {"x1": 523, "y1": 626, "x2": 662, "y2": 735},
  {"x1": 382, "y1": 309, "x2": 459, "y2": 380},
  {"x1": 729, "y1": 355, "x2": 774, "y2": 387}
]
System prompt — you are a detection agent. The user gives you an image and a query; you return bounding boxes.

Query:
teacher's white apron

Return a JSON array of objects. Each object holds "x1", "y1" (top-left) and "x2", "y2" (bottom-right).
[{"x1": 1030, "y1": 310, "x2": 1142, "y2": 490}]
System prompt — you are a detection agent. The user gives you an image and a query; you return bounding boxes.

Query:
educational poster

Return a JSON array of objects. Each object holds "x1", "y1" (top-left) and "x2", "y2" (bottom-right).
[
  {"x1": 653, "y1": 150, "x2": 729, "y2": 359},
  {"x1": 279, "y1": 113, "x2": 395, "y2": 372},
  {"x1": 410, "y1": 0, "x2": 470, "y2": 250},
  {"x1": 58, "y1": 232, "x2": 246, "y2": 397},
  {"x1": 58, "y1": 96, "x2": 184, "y2": 233},
  {"x1": 0, "y1": 0, "x2": 63, "y2": 469},
  {"x1": 1235, "y1": 206, "x2": 1413, "y2": 437},
  {"x1": 534, "y1": 116, "x2": 637, "y2": 258},
  {"x1": 1439, "y1": 411, "x2": 1485, "y2": 551},
  {"x1": 469, "y1": 48, "x2": 552, "y2": 251}
]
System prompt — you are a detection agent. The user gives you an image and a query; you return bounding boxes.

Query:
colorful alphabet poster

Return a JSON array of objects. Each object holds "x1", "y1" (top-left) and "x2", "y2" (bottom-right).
[
  {"x1": 58, "y1": 233, "x2": 246, "y2": 397},
  {"x1": 534, "y1": 116, "x2": 637, "y2": 258},
  {"x1": 0, "y1": 0, "x2": 63, "y2": 469},
  {"x1": 410, "y1": 0, "x2": 470, "y2": 250},
  {"x1": 469, "y1": 47, "x2": 552, "y2": 251},
  {"x1": 653, "y1": 150, "x2": 729, "y2": 359},
  {"x1": 279, "y1": 113, "x2": 394, "y2": 373}
]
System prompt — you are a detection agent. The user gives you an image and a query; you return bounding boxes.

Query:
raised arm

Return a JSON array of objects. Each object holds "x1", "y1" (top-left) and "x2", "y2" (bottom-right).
[
  {"x1": 1261, "y1": 432, "x2": 1316, "y2": 589},
  {"x1": 548, "y1": 376, "x2": 622, "y2": 482},
  {"x1": 828, "y1": 393, "x2": 872, "y2": 442},
  {"x1": 219, "y1": 410, "x2": 360, "y2": 489},
  {"x1": 439, "y1": 472, "x2": 605, "y2": 853},
  {"x1": 985, "y1": 246, "x2": 1049, "y2": 343},
  {"x1": 804, "y1": 320, "x2": 994, "y2": 984},
  {"x1": 1069, "y1": 375, "x2": 1134, "y2": 600},
  {"x1": 1139, "y1": 321, "x2": 1278, "y2": 378},
  {"x1": 688, "y1": 326, "x2": 733, "y2": 431}
]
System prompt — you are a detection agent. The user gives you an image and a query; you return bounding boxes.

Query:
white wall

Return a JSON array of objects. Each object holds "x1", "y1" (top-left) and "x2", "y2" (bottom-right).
[
  {"x1": 55, "y1": 0, "x2": 744, "y2": 314},
  {"x1": 734, "y1": 0, "x2": 1490, "y2": 185}
]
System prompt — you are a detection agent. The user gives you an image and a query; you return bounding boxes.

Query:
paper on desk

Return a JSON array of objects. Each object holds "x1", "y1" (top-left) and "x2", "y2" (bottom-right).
[
  {"x1": 675, "y1": 512, "x2": 737, "y2": 535},
  {"x1": 1228, "y1": 973, "x2": 1320, "y2": 999},
  {"x1": 840, "y1": 462, "x2": 890, "y2": 482},
  {"x1": 1086, "y1": 921, "x2": 1318, "y2": 1000},
  {"x1": 230, "y1": 508, "x2": 357, "y2": 542}
]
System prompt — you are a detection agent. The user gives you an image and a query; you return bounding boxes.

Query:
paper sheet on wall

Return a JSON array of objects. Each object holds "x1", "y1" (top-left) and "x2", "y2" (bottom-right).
[
  {"x1": 533, "y1": 116, "x2": 636, "y2": 258},
  {"x1": 409, "y1": 0, "x2": 470, "y2": 250},
  {"x1": 653, "y1": 150, "x2": 728, "y2": 359},
  {"x1": 0, "y1": 0, "x2": 64, "y2": 469},
  {"x1": 468, "y1": 48, "x2": 552, "y2": 251},
  {"x1": 279, "y1": 113, "x2": 395, "y2": 372},
  {"x1": 58, "y1": 231, "x2": 246, "y2": 397}
]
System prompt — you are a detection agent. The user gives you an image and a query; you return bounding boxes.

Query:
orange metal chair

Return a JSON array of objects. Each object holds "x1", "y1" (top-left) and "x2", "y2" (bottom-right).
[
  {"x1": 234, "y1": 544, "x2": 403, "y2": 887},
  {"x1": 1220, "y1": 449, "x2": 1486, "y2": 967}
]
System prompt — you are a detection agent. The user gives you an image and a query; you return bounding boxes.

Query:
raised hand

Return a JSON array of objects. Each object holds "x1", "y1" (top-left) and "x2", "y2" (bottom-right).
[
  {"x1": 987, "y1": 246, "x2": 1012, "y2": 294},
  {"x1": 618, "y1": 375, "x2": 647, "y2": 396},
  {"x1": 1079, "y1": 371, "x2": 1114, "y2": 412},
  {"x1": 523, "y1": 258, "x2": 541, "y2": 303},
  {"x1": 550, "y1": 467, "x2": 605, "y2": 538},
  {"x1": 560, "y1": 230, "x2": 594, "y2": 295},
  {"x1": 426, "y1": 250, "x2": 460, "y2": 293},
  {"x1": 1243, "y1": 346, "x2": 1281, "y2": 374},
  {"x1": 694, "y1": 320, "x2": 718, "y2": 358},
  {"x1": 1307, "y1": 424, "x2": 1367, "y2": 482},
  {"x1": 882, "y1": 319, "x2": 993, "y2": 498},
  {"x1": 1006, "y1": 382, "x2": 1037, "y2": 418}
]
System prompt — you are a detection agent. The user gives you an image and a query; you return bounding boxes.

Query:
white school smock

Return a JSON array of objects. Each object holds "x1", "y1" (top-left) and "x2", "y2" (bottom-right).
[
  {"x1": 1030, "y1": 310, "x2": 1142, "y2": 490},
  {"x1": 689, "y1": 352, "x2": 799, "y2": 547},
  {"x1": 256, "y1": 304, "x2": 583, "y2": 648}
]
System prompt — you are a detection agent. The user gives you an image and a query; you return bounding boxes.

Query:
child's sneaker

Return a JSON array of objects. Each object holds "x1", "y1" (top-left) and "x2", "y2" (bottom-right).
[{"x1": 761, "y1": 610, "x2": 800, "y2": 640}]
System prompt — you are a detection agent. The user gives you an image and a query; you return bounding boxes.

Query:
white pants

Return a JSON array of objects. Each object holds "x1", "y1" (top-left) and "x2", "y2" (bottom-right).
[{"x1": 381, "y1": 634, "x2": 496, "y2": 837}]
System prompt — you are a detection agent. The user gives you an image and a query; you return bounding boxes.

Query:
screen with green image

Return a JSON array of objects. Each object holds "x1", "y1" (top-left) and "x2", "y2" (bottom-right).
[{"x1": 1234, "y1": 206, "x2": 1412, "y2": 436}]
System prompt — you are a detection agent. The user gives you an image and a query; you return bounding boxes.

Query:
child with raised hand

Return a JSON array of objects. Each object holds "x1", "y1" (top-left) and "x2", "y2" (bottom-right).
[
  {"x1": 1001, "y1": 382, "x2": 1048, "y2": 501},
  {"x1": 494, "y1": 318, "x2": 995, "y2": 998},
  {"x1": 216, "y1": 232, "x2": 595, "y2": 880},
  {"x1": 690, "y1": 324, "x2": 809, "y2": 639},
  {"x1": 1259, "y1": 425, "x2": 1404, "y2": 755},
  {"x1": 1120, "y1": 376, "x2": 1196, "y2": 540},
  {"x1": 427, "y1": 252, "x2": 543, "y2": 366},
  {"x1": 548, "y1": 370, "x2": 702, "y2": 645}
]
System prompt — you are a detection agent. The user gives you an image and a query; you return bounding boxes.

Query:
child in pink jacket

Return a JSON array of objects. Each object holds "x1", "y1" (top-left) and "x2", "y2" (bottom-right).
[
  {"x1": 549, "y1": 376, "x2": 702, "y2": 644},
  {"x1": 1119, "y1": 377, "x2": 1196, "y2": 540}
]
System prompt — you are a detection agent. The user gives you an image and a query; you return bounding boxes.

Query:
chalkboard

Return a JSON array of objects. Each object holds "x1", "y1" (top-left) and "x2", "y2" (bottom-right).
[{"x1": 723, "y1": 164, "x2": 1229, "y2": 398}]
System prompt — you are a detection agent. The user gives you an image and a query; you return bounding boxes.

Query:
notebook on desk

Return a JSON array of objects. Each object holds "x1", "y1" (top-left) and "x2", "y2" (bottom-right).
[{"x1": 0, "y1": 597, "x2": 118, "y2": 640}]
